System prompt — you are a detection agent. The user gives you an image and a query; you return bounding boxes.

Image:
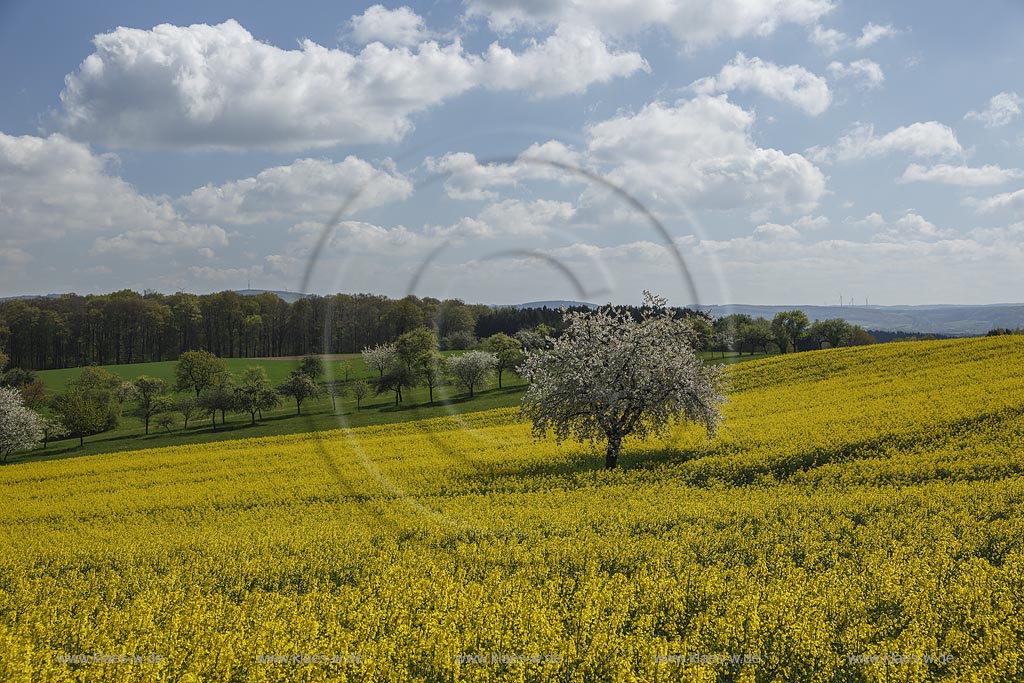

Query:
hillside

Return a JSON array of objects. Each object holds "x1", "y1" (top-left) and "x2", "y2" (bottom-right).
[
  {"x1": 3, "y1": 337, "x2": 1024, "y2": 681},
  {"x1": 697, "y1": 302, "x2": 1024, "y2": 336}
]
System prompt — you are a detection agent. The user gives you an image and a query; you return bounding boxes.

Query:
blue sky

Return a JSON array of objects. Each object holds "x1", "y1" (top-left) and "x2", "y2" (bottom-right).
[{"x1": 1, "y1": 0, "x2": 1022, "y2": 305}]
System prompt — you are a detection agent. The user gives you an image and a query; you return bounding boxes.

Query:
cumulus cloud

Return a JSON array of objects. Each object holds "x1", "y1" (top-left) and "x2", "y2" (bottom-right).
[
  {"x1": 477, "y1": 199, "x2": 576, "y2": 236},
  {"x1": 874, "y1": 211, "x2": 951, "y2": 241},
  {"x1": 349, "y1": 5, "x2": 429, "y2": 46},
  {"x1": 753, "y1": 222, "x2": 801, "y2": 239},
  {"x1": 965, "y1": 92, "x2": 1022, "y2": 128},
  {"x1": 812, "y1": 121, "x2": 963, "y2": 162},
  {"x1": 692, "y1": 53, "x2": 831, "y2": 115},
  {"x1": 585, "y1": 95, "x2": 827, "y2": 214},
  {"x1": 808, "y1": 24, "x2": 846, "y2": 54},
  {"x1": 854, "y1": 23, "x2": 898, "y2": 48},
  {"x1": 0, "y1": 132, "x2": 224, "y2": 256},
  {"x1": 464, "y1": 0, "x2": 835, "y2": 48},
  {"x1": 58, "y1": 19, "x2": 644, "y2": 150},
  {"x1": 178, "y1": 156, "x2": 412, "y2": 225},
  {"x1": 899, "y1": 163, "x2": 1023, "y2": 187},
  {"x1": 968, "y1": 188, "x2": 1024, "y2": 214},
  {"x1": 289, "y1": 219, "x2": 436, "y2": 255},
  {"x1": 827, "y1": 60, "x2": 884, "y2": 89},
  {"x1": 426, "y1": 141, "x2": 584, "y2": 200},
  {"x1": 428, "y1": 199, "x2": 578, "y2": 240},
  {"x1": 481, "y1": 24, "x2": 648, "y2": 98},
  {"x1": 809, "y1": 22, "x2": 898, "y2": 53},
  {"x1": 92, "y1": 224, "x2": 228, "y2": 257}
]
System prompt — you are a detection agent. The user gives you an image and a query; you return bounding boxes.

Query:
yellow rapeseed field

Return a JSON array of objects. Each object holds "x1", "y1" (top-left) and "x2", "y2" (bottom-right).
[{"x1": 2, "y1": 336, "x2": 1024, "y2": 682}]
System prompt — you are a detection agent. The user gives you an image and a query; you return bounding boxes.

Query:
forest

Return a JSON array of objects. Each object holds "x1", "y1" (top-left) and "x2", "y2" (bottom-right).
[{"x1": 0, "y1": 290, "x2": 623, "y2": 370}]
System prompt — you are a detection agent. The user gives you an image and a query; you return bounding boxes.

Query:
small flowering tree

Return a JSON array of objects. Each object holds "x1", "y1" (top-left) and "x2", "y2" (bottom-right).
[
  {"x1": 520, "y1": 292, "x2": 727, "y2": 469},
  {"x1": 362, "y1": 343, "x2": 397, "y2": 378},
  {"x1": 0, "y1": 386, "x2": 45, "y2": 463},
  {"x1": 448, "y1": 351, "x2": 497, "y2": 398}
]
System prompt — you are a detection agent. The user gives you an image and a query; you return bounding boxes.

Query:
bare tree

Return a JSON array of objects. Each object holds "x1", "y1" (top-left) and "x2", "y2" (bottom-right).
[
  {"x1": 350, "y1": 380, "x2": 370, "y2": 410},
  {"x1": 177, "y1": 396, "x2": 200, "y2": 429},
  {"x1": 521, "y1": 292, "x2": 726, "y2": 469}
]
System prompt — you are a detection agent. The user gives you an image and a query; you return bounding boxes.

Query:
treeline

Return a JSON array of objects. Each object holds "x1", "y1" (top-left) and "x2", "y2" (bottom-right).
[
  {"x1": 701, "y1": 311, "x2": 876, "y2": 355},
  {"x1": 0, "y1": 290, "x2": 687, "y2": 371}
]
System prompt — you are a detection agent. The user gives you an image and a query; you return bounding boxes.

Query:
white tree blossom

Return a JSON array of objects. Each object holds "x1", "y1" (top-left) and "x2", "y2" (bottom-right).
[
  {"x1": 362, "y1": 342, "x2": 398, "y2": 378},
  {"x1": 520, "y1": 292, "x2": 726, "y2": 469},
  {"x1": 0, "y1": 386, "x2": 45, "y2": 463},
  {"x1": 447, "y1": 351, "x2": 498, "y2": 398}
]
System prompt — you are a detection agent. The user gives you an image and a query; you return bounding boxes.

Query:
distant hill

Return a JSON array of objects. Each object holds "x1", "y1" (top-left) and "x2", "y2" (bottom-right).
[
  {"x1": 695, "y1": 303, "x2": 1024, "y2": 337},
  {"x1": 233, "y1": 289, "x2": 309, "y2": 303},
  {"x1": 0, "y1": 293, "x2": 62, "y2": 301},
  {"x1": 507, "y1": 300, "x2": 599, "y2": 310}
]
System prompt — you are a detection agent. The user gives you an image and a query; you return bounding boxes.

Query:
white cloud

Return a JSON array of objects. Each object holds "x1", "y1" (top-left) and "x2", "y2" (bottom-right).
[
  {"x1": 752, "y1": 214, "x2": 828, "y2": 240},
  {"x1": 428, "y1": 199, "x2": 577, "y2": 239},
  {"x1": 481, "y1": 24, "x2": 648, "y2": 98},
  {"x1": 59, "y1": 19, "x2": 643, "y2": 150},
  {"x1": 477, "y1": 199, "x2": 576, "y2": 236},
  {"x1": 965, "y1": 92, "x2": 1022, "y2": 128},
  {"x1": 809, "y1": 25, "x2": 846, "y2": 54},
  {"x1": 426, "y1": 141, "x2": 584, "y2": 200},
  {"x1": 92, "y1": 224, "x2": 228, "y2": 257},
  {"x1": 464, "y1": 0, "x2": 835, "y2": 48},
  {"x1": 754, "y1": 222, "x2": 801, "y2": 239},
  {"x1": 815, "y1": 121, "x2": 963, "y2": 162},
  {"x1": 876, "y1": 211, "x2": 950, "y2": 241},
  {"x1": 350, "y1": 5, "x2": 429, "y2": 46},
  {"x1": 289, "y1": 219, "x2": 435, "y2": 255},
  {"x1": 585, "y1": 95, "x2": 827, "y2": 214},
  {"x1": 827, "y1": 60, "x2": 884, "y2": 89},
  {"x1": 178, "y1": 156, "x2": 412, "y2": 225},
  {"x1": 549, "y1": 241, "x2": 670, "y2": 264},
  {"x1": 899, "y1": 163, "x2": 1023, "y2": 187},
  {"x1": 809, "y1": 22, "x2": 897, "y2": 53},
  {"x1": 842, "y1": 210, "x2": 950, "y2": 240},
  {"x1": 692, "y1": 53, "x2": 831, "y2": 115},
  {"x1": 794, "y1": 214, "x2": 831, "y2": 230},
  {"x1": 847, "y1": 212, "x2": 885, "y2": 229},
  {"x1": 0, "y1": 132, "x2": 224, "y2": 257},
  {"x1": 968, "y1": 188, "x2": 1024, "y2": 214},
  {"x1": 854, "y1": 22, "x2": 898, "y2": 48},
  {"x1": 0, "y1": 248, "x2": 32, "y2": 265}
]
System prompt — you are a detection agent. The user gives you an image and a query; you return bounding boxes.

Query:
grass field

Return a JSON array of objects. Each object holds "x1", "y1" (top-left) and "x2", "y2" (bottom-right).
[
  {"x1": 35, "y1": 356, "x2": 359, "y2": 394},
  {"x1": 2, "y1": 336, "x2": 1023, "y2": 681},
  {"x1": 20, "y1": 351, "x2": 769, "y2": 462}
]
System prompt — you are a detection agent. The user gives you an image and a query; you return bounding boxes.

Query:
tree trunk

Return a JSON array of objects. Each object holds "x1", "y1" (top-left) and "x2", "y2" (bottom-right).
[
  {"x1": 605, "y1": 435, "x2": 621, "y2": 469},
  {"x1": 79, "y1": 435, "x2": 84, "y2": 447},
  {"x1": 498, "y1": 369, "x2": 503, "y2": 389}
]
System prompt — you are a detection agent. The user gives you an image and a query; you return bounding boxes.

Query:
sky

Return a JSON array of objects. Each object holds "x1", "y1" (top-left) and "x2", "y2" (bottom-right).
[{"x1": 0, "y1": 0, "x2": 1022, "y2": 306}]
